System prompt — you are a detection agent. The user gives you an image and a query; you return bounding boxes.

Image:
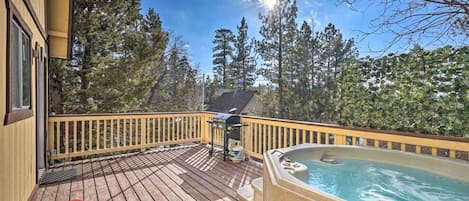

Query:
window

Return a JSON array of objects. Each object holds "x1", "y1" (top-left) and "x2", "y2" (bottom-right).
[
  {"x1": 5, "y1": 4, "x2": 33, "y2": 125},
  {"x1": 11, "y1": 21, "x2": 31, "y2": 110}
]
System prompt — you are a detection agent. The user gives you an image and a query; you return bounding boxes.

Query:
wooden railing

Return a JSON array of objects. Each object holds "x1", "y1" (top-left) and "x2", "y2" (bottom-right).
[
  {"x1": 239, "y1": 115, "x2": 469, "y2": 160},
  {"x1": 48, "y1": 112, "x2": 469, "y2": 162},
  {"x1": 48, "y1": 112, "x2": 205, "y2": 160}
]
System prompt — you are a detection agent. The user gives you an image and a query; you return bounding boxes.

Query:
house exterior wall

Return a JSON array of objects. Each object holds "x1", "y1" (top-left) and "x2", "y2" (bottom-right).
[
  {"x1": 0, "y1": 0, "x2": 47, "y2": 200},
  {"x1": 241, "y1": 95, "x2": 264, "y2": 116}
]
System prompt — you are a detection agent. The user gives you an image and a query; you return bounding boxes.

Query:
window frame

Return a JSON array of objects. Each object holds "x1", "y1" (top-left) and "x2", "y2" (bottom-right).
[{"x1": 4, "y1": 2, "x2": 34, "y2": 125}]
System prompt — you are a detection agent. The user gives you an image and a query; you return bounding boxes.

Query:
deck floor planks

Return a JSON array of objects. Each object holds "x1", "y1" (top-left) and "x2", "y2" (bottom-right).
[
  {"x1": 178, "y1": 147, "x2": 262, "y2": 183},
  {"x1": 179, "y1": 147, "x2": 262, "y2": 189},
  {"x1": 40, "y1": 166, "x2": 63, "y2": 201},
  {"x1": 119, "y1": 156, "x2": 155, "y2": 201},
  {"x1": 92, "y1": 158, "x2": 112, "y2": 201},
  {"x1": 144, "y1": 153, "x2": 222, "y2": 201},
  {"x1": 164, "y1": 148, "x2": 254, "y2": 195},
  {"x1": 156, "y1": 149, "x2": 238, "y2": 199},
  {"x1": 82, "y1": 159, "x2": 99, "y2": 201},
  {"x1": 100, "y1": 159, "x2": 126, "y2": 201},
  {"x1": 109, "y1": 157, "x2": 141, "y2": 201},
  {"x1": 55, "y1": 164, "x2": 73, "y2": 201},
  {"x1": 126, "y1": 154, "x2": 170, "y2": 201},
  {"x1": 139, "y1": 154, "x2": 211, "y2": 201},
  {"x1": 33, "y1": 145, "x2": 263, "y2": 201},
  {"x1": 69, "y1": 161, "x2": 84, "y2": 201}
]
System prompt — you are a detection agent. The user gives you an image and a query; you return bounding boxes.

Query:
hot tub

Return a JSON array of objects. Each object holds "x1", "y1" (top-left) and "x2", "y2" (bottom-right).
[{"x1": 263, "y1": 144, "x2": 469, "y2": 201}]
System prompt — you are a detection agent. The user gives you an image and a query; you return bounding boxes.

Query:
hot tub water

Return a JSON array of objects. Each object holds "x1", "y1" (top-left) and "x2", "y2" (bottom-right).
[{"x1": 300, "y1": 159, "x2": 469, "y2": 201}]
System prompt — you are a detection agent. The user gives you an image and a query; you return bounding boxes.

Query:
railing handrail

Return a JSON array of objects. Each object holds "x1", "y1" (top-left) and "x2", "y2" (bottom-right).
[{"x1": 49, "y1": 111, "x2": 203, "y2": 117}]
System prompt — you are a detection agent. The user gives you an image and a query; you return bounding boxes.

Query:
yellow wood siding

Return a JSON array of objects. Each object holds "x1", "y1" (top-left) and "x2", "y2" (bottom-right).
[
  {"x1": 47, "y1": 0, "x2": 71, "y2": 59},
  {"x1": 0, "y1": 0, "x2": 48, "y2": 200}
]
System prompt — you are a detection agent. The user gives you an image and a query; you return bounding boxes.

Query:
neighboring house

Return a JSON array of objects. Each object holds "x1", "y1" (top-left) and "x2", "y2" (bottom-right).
[
  {"x1": 0, "y1": 0, "x2": 71, "y2": 200},
  {"x1": 207, "y1": 90, "x2": 264, "y2": 116}
]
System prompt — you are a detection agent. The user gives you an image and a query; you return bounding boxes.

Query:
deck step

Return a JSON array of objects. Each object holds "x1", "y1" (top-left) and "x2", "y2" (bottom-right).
[
  {"x1": 237, "y1": 184, "x2": 254, "y2": 201},
  {"x1": 252, "y1": 177, "x2": 263, "y2": 201}
]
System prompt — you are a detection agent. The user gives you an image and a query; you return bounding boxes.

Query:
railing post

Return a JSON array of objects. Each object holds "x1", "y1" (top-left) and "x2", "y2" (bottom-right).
[
  {"x1": 199, "y1": 112, "x2": 205, "y2": 144},
  {"x1": 141, "y1": 118, "x2": 147, "y2": 152}
]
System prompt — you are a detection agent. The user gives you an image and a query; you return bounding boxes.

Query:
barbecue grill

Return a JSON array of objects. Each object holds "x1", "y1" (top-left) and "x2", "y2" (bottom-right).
[{"x1": 207, "y1": 113, "x2": 246, "y2": 161}]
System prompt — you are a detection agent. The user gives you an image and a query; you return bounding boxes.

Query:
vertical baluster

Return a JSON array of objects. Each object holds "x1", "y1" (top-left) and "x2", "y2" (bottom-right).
[
  {"x1": 117, "y1": 119, "x2": 121, "y2": 147},
  {"x1": 153, "y1": 118, "x2": 157, "y2": 144},
  {"x1": 449, "y1": 150, "x2": 456, "y2": 159},
  {"x1": 123, "y1": 119, "x2": 127, "y2": 146},
  {"x1": 325, "y1": 133, "x2": 330, "y2": 145},
  {"x1": 400, "y1": 143, "x2": 405, "y2": 151},
  {"x1": 110, "y1": 119, "x2": 114, "y2": 148},
  {"x1": 253, "y1": 124, "x2": 257, "y2": 154},
  {"x1": 81, "y1": 121, "x2": 85, "y2": 152},
  {"x1": 199, "y1": 116, "x2": 202, "y2": 139},
  {"x1": 65, "y1": 121, "x2": 69, "y2": 154},
  {"x1": 158, "y1": 117, "x2": 165, "y2": 143},
  {"x1": 163, "y1": 117, "x2": 167, "y2": 143},
  {"x1": 416, "y1": 145, "x2": 421, "y2": 154},
  {"x1": 273, "y1": 126, "x2": 277, "y2": 149},
  {"x1": 310, "y1": 130, "x2": 314, "y2": 143},
  {"x1": 56, "y1": 121, "x2": 61, "y2": 154},
  {"x1": 261, "y1": 125, "x2": 265, "y2": 153},
  {"x1": 352, "y1": 136, "x2": 356, "y2": 145},
  {"x1": 130, "y1": 119, "x2": 133, "y2": 146},
  {"x1": 172, "y1": 117, "x2": 175, "y2": 142},
  {"x1": 189, "y1": 116, "x2": 193, "y2": 140},
  {"x1": 88, "y1": 120, "x2": 92, "y2": 150},
  {"x1": 289, "y1": 128, "x2": 293, "y2": 147},
  {"x1": 141, "y1": 118, "x2": 147, "y2": 151},
  {"x1": 104, "y1": 120, "x2": 107, "y2": 149},
  {"x1": 267, "y1": 125, "x2": 272, "y2": 151},
  {"x1": 387, "y1": 141, "x2": 392, "y2": 149},
  {"x1": 73, "y1": 121, "x2": 77, "y2": 153},
  {"x1": 97, "y1": 120, "x2": 101, "y2": 149},
  {"x1": 374, "y1": 139, "x2": 379, "y2": 148},
  {"x1": 186, "y1": 116, "x2": 189, "y2": 140},
  {"x1": 302, "y1": 130, "x2": 306, "y2": 145},
  {"x1": 295, "y1": 129, "x2": 300, "y2": 145},
  {"x1": 64, "y1": 121, "x2": 69, "y2": 154},
  {"x1": 431, "y1": 147, "x2": 437, "y2": 156}
]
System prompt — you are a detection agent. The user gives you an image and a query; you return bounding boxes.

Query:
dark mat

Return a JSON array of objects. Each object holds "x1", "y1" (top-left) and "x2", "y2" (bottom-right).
[{"x1": 39, "y1": 168, "x2": 76, "y2": 185}]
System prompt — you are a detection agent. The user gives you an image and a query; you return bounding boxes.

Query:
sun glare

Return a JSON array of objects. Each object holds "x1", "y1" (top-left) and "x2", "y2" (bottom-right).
[{"x1": 262, "y1": 0, "x2": 277, "y2": 10}]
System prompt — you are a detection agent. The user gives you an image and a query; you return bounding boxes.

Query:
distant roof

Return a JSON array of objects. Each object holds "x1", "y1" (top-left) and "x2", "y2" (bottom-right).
[{"x1": 207, "y1": 90, "x2": 257, "y2": 114}]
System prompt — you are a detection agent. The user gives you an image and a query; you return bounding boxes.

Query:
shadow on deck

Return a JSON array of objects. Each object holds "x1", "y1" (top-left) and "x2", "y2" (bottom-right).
[{"x1": 32, "y1": 144, "x2": 263, "y2": 201}]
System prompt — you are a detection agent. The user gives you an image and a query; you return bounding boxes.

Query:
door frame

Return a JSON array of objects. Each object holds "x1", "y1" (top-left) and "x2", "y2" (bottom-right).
[{"x1": 35, "y1": 43, "x2": 48, "y2": 183}]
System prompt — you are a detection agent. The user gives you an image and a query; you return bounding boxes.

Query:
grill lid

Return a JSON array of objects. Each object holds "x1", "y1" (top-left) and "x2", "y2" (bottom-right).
[{"x1": 214, "y1": 113, "x2": 236, "y2": 120}]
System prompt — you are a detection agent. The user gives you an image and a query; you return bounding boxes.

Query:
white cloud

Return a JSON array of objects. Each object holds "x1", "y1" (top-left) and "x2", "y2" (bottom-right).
[
  {"x1": 308, "y1": 9, "x2": 321, "y2": 27},
  {"x1": 183, "y1": 44, "x2": 190, "y2": 49}
]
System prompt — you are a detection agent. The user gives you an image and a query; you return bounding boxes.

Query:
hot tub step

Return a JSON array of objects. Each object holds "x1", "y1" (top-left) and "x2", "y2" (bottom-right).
[
  {"x1": 252, "y1": 177, "x2": 263, "y2": 201},
  {"x1": 237, "y1": 184, "x2": 254, "y2": 201}
]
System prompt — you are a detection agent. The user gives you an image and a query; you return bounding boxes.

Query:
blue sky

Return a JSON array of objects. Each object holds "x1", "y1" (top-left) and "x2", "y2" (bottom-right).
[{"x1": 139, "y1": 0, "x2": 447, "y2": 75}]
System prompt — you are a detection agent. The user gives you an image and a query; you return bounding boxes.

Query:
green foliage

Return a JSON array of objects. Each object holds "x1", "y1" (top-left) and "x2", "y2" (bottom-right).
[
  {"x1": 257, "y1": 0, "x2": 298, "y2": 118},
  {"x1": 337, "y1": 46, "x2": 469, "y2": 136},
  {"x1": 231, "y1": 17, "x2": 257, "y2": 91},
  {"x1": 50, "y1": 1, "x2": 169, "y2": 113},
  {"x1": 148, "y1": 43, "x2": 202, "y2": 112}
]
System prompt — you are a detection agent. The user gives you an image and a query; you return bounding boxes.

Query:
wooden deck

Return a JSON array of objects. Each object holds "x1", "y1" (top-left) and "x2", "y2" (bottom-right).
[{"x1": 31, "y1": 144, "x2": 263, "y2": 201}]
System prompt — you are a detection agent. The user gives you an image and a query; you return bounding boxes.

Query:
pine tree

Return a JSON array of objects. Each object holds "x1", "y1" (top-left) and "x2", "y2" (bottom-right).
[
  {"x1": 232, "y1": 17, "x2": 257, "y2": 91},
  {"x1": 257, "y1": 0, "x2": 298, "y2": 118},
  {"x1": 212, "y1": 29, "x2": 235, "y2": 88},
  {"x1": 50, "y1": 1, "x2": 168, "y2": 113}
]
